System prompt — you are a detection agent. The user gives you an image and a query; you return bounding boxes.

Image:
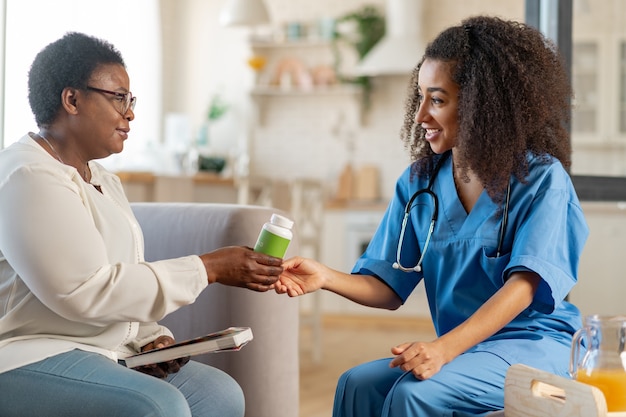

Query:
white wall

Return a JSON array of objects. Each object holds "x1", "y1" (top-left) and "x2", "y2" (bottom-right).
[
  {"x1": 160, "y1": 0, "x2": 524, "y2": 201},
  {"x1": 570, "y1": 202, "x2": 626, "y2": 317}
]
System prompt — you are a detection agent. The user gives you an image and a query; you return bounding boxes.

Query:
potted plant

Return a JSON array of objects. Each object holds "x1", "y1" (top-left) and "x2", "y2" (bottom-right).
[
  {"x1": 333, "y1": 5, "x2": 385, "y2": 108},
  {"x1": 195, "y1": 94, "x2": 230, "y2": 174}
]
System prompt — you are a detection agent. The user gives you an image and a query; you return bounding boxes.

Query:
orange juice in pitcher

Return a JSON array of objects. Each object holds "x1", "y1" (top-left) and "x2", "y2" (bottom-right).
[
  {"x1": 570, "y1": 315, "x2": 626, "y2": 412},
  {"x1": 576, "y1": 369, "x2": 626, "y2": 411}
]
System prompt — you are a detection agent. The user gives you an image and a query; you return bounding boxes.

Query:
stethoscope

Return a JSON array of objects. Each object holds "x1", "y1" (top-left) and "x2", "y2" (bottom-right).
[{"x1": 392, "y1": 152, "x2": 511, "y2": 273}]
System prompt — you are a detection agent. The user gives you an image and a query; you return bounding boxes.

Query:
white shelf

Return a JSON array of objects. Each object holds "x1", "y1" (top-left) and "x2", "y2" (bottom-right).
[
  {"x1": 251, "y1": 84, "x2": 362, "y2": 97},
  {"x1": 249, "y1": 38, "x2": 333, "y2": 49},
  {"x1": 248, "y1": 37, "x2": 364, "y2": 126}
]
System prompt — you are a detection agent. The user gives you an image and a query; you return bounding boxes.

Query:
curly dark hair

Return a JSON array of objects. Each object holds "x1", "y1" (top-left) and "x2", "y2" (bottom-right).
[
  {"x1": 28, "y1": 32, "x2": 125, "y2": 127},
  {"x1": 400, "y1": 15, "x2": 572, "y2": 203}
]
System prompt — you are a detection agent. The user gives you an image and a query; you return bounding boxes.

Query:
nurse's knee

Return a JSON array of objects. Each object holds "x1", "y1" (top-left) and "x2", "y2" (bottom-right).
[
  {"x1": 338, "y1": 359, "x2": 395, "y2": 388},
  {"x1": 386, "y1": 385, "x2": 440, "y2": 416},
  {"x1": 387, "y1": 376, "x2": 451, "y2": 412}
]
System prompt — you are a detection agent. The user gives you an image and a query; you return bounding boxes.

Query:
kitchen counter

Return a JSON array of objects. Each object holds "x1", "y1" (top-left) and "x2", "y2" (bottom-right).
[
  {"x1": 115, "y1": 171, "x2": 238, "y2": 203},
  {"x1": 325, "y1": 198, "x2": 389, "y2": 212},
  {"x1": 116, "y1": 171, "x2": 235, "y2": 185}
]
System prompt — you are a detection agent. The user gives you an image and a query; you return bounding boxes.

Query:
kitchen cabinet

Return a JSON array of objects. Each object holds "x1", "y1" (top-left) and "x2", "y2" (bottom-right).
[
  {"x1": 571, "y1": 36, "x2": 626, "y2": 146},
  {"x1": 570, "y1": 0, "x2": 626, "y2": 148},
  {"x1": 569, "y1": 36, "x2": 626, "y2": 176},
  {"x1": 571, "y1": 40, "x2": 600, "y2": 140},
  {"x1": 566, "y1": 1, "x2": 626, "y2": 178}
]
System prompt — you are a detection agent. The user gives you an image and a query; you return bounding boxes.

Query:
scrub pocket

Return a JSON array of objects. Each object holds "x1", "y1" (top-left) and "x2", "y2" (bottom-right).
[{"x1": 479, "y1": 247, "x2": 511, "y2": 287}]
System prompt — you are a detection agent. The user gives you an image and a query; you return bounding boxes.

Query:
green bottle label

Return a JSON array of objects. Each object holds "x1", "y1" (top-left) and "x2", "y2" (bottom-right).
[{"x1": 254, "y1": 229, "x2": 291, "y2": 258}]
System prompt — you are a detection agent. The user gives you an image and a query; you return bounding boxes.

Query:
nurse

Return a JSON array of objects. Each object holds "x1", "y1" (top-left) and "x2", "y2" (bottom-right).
[{"x1": 275, "y1": 15, "x2": 589, "y2": 416}]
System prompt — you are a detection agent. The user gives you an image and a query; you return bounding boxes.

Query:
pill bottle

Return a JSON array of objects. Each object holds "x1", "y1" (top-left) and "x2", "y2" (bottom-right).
[{"x1": 254, "y1": 213, "x2": 294, "y2": 258}]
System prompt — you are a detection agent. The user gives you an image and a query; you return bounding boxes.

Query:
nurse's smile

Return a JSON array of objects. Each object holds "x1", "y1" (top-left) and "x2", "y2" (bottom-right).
[
  {"x1": 415, "y1": 58, "x2": 460, "y2": 154},
  {"x1": 424, "y1": 128, "x2": 442, "y2": 141}
]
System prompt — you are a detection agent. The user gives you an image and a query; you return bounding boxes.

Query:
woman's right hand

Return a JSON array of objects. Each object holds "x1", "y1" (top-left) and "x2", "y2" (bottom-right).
[
  {"x1": 275, "y1": 256, "x2": 327, "y2": 297},
  {"x1": 199, "y1": 246, "x2": 283, "y2": 292}
]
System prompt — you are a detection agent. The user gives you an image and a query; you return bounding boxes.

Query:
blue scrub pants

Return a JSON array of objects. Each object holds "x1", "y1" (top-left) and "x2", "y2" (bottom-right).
[
  {"x1": 0, "y1": 349, "x2": 245, "y2": 417},
  {"x1": 333, "y1": 352, "x2": 509, "y2": 417}
]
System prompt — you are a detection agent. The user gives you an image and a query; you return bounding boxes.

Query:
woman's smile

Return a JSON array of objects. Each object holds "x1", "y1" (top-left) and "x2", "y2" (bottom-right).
[{"x1": 424, "y1": 128, "x2": 442, "y2": 141}]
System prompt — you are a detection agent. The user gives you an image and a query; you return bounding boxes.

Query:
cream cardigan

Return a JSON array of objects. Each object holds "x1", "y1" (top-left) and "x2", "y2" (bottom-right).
[{"x1": 0, "y1": 135, "x2": 208, "y2": 374}]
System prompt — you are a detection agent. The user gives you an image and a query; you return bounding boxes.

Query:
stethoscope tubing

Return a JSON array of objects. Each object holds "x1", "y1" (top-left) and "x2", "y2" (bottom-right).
[
  {"x1": 393, "y1": 152, "x2": 510, "y2": 273},
  {"x1": 393, "y1": 154, "x2": 447, "y2": 273}
]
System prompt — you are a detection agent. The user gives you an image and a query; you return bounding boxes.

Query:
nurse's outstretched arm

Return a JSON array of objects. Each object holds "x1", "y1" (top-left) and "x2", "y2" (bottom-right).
[
  {"x1": 389, "y1": 271, "x2": 541, "y2": 380},
  {"x1": 276, "y1": 256, "x2": 403, "y2": 310}
]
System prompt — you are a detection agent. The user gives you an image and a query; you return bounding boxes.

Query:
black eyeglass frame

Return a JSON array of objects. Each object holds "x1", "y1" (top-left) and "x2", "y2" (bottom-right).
[{"x1": 85, "y1": 86, "x2": 137, "y2": 114}]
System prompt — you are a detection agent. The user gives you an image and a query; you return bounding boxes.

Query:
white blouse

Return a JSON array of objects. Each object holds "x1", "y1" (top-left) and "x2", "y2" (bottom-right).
[{"x1": 0, "y1": 135, "x2": 208, "y2": 373}]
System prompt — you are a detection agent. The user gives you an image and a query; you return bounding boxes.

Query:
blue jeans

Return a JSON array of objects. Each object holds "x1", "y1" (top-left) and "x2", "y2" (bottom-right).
[{"x1": 0, "y1": 349, "x2": 245, "y2": 417}]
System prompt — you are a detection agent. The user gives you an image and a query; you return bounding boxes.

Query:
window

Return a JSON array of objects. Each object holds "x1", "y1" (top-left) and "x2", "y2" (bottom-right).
[{"x1": 1, "y1": 0, "x2": 161, "y2": 169}]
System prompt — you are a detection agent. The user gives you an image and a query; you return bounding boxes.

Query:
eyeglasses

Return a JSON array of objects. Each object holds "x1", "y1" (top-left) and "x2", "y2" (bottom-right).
[{"x1": 86, "y1": 86, "x2": 137, "y2": 115}]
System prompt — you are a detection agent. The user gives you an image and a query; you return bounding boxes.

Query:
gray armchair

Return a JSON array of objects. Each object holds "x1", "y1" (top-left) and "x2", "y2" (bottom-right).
[{"x1": 131, "y1": 202, "x2": 300, "y2": 417}]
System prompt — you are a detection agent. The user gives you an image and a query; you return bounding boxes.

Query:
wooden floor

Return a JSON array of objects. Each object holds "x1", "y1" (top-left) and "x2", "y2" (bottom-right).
[{"x1": 298, "y1": 315, "x2": 437, "y2": 417}]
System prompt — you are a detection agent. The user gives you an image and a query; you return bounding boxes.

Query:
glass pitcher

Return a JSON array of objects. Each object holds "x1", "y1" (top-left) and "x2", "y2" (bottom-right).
[{"x1": 570, "y1": 315, "x2": 626, "y2": 412}]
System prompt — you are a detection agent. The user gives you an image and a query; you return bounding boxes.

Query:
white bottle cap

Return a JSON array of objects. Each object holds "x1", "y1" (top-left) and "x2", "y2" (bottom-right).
[{"x1": 271, "y1": 213, "x2": 294, "y2": 229}]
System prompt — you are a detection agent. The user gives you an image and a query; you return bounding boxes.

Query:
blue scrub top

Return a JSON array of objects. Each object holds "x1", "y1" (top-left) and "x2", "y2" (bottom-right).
[{"x1": 353, "y1": 153, "x2": 588, "y2": 365}]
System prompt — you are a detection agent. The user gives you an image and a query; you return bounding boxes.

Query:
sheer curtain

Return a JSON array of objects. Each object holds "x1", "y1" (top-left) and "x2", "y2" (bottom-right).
[{"x1": 1, "y1": 0, "x2": 161, "y2": 169}]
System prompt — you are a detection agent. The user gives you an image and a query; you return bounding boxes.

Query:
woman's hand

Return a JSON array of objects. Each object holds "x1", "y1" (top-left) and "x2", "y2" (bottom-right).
[
  {"x1": 134, "y1": 335, "x2": 190, "y2": 379},
  {"x1": 200, "y1": 246, "x2": 284, "y2": 292},
  {"x1": 274, "y1": 256, "x2": 328, "y2": 297},
  {"x1": 389, "y1": 340, "x2": 447, "y2": 380}
]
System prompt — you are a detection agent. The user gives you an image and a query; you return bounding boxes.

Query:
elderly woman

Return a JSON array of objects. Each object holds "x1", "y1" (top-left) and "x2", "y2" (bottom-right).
[
  {"x1": 0, "y1": 32, "x2": 283, "y2": 417},
  {"x1": 276, "y1": 16, "x2": 588, "y2": 416}
]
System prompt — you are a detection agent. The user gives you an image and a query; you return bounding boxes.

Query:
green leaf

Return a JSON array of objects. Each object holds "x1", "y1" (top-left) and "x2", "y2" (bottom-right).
[{"x1": 207, "y1": 95, "x2": 229, "y2": 121}]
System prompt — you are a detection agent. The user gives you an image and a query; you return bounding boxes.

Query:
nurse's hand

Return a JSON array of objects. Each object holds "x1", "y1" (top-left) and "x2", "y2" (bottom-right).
[
  {"x1": 389, "y1": 340, "x2": 449, "y2": 380},
  {"x1": 275, "y1": 256, "x2": 327, "y2": 297}
]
